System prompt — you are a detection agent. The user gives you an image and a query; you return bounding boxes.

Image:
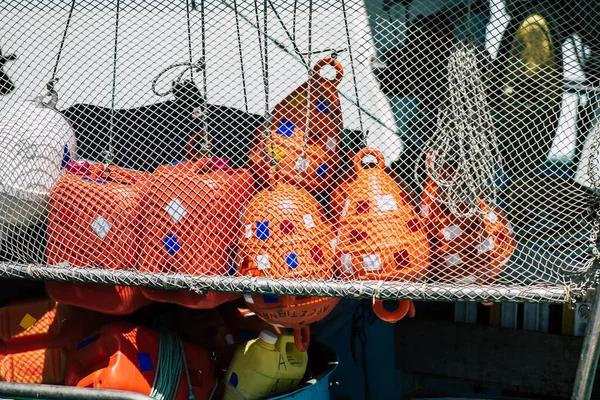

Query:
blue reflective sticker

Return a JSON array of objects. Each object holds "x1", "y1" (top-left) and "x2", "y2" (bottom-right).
[
  {"x1": 162, "y1": 233, "x2": 181, "y2": 255},
  {"x1": 137, "y1": 352, "x2": 153, "y2": 372},
  {"x1": 276, "y1": 119, "x2": 295, "y2": 138},
  {"x1": 77, "y1": 334, "x2": 99, "y2": 349},
  {"x1": 286, "y1": 253, "x2": 299, "y2": 269},
  {"x1": 263, "y1": 295, "x2": 278, "y2": 303},
  {"x1": 316, "y1": 99, "x2": 330, "y2": 114},
  {"x1": 227, "y1": 263, "x2": 237, "y2": 276},
  {"x1": 316, "y1": 164, "x2": 329, "y2": 179},
  {"x1": 82, "y1": 177, "x2": 107, "y2": 184},
  {"x1": 229, "y1": 372, "x2": 239, "y2": 388},
  {"x1": 169, "y1": 160, "x2": 186, "y2": 166},
  {"x1": 61, "y1": 144, "x2": 71, "y2": 169},
  {"x1": 256, "y1": 221, "x2": 270, "y2": 240}
]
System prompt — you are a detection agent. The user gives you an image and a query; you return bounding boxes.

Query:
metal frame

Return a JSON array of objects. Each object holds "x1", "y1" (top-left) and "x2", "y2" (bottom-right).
[
  {"x1": 0, "y1": 261, "x2": 577, "y2": 303},
  {"x1": 0, "y1": 381, "x2": 152, "y2": 399}
]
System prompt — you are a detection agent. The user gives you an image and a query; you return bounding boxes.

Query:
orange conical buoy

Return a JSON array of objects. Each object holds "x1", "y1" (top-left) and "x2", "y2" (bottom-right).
[
  {"x1": 248, "y1": 57, "x2": 344, "y2": 194},
  {"x1": 331, "y1": 148, "x2": 430, "y2": 281}
]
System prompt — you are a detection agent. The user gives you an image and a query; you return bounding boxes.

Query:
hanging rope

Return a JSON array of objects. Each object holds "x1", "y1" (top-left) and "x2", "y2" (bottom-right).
[
  {"x1": 423, "y1": 41, "x2": 501, "y2": 218},
  {"x1": 341, "y1": 0, "x2": 364, "y2": 137},
  {"x1": 297, "y1": 0, "x2": 314, "y2": 180},
  {"x1": 46, "y1": 0, "x2": 76, "y2": 96},
  {"x1": 105, "y1": 0, "x2": 121, "y2": 169},
  {"x1": 233, "y1": 0, "x2": 249, "y2": 113},
  {"x1": 186, "y1": 0, "x2": 195, "y2": 81}
]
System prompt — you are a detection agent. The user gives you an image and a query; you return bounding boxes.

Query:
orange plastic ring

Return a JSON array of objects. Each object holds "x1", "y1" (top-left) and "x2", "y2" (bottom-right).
[
  {"x1": 293, "y1": 326, "x2": 310, "y2": 352},
  {"x1": 354, "y1": 147, "x2": 386, "y2": 173},
  {"x1": 372, "y1": 299, "x2": 412, "y2": 323},
  {"x1": 313, "y1": 57, "x2": 344, "y2": 87}
]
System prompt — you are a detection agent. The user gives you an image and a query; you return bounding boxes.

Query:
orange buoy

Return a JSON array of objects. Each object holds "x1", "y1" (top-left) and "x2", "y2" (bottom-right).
[
  {"x1": 248, "y1": 57, "x2": 344, "y2": 194},
  {"x1": 137, "y1": 158, "x2": 254, "y2": 276},
  {"x1": 331, "y1": 148, "x2": 430, "y2": 281},
  {"x1": 420, "y1": 177, "x2": 516, "y2": 284},
  {"x1": 237, "y1": 166, "x2": 336, "y2": 280},
  {"x1": 243, "y1": 294, "x2": 339, "y2": 352},
  {"x1": 46, "y1": 163, "x2": 152, "y2": 314}
]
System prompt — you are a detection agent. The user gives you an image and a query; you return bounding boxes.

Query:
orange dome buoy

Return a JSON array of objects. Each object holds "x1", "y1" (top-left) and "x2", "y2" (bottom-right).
[
  {"x1": 237, "y1": 167, "x2": 336, "y2": 280},
  {"x1": 243, "y1": 294, "x2": 339, "y2": 352},
  {"x1": 331, "y1": 148, "x2": 430, "y2": 281},
  {"x1": 248, "y1": 57, "x2": 344, "y2": 194}
]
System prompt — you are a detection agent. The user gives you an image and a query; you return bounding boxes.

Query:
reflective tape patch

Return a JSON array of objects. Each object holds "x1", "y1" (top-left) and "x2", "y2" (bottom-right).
[
  {"x1": 243, "y1": 294, "x2": 254, "y2": 304},
  {"x1": 19, "y1": 313, "x2": 37, "y2": 330},
  {"x1": 256, "y1": 221, "x2": 270, "y2": 240},
  {"x1": 442, "y1": 225, "x2": 462, "y2": 241},
  {"x1": 341, "y1": 254, "x2": 352, "y2": 274},
  {"x1": 303, "y1": 214, "x2": 315, "y2": 229},
  {"x1": 244, "y1": 224, "x2": 252, "y2": 239},
  {"x1": 91, "y1": 216, "x2": 111, "y2": 239},
  {"x1": 165, "y1": 199, "x2": 187, "y2": 223},
  {"x1": 363, "y1": 254, "x2": 381, "y2": 271},
  {"x1": 295, "y1": 157, "x2": 309, "y2": 173},
  {"x1": 257, "y1": 254, "x2": 270, "y2": 270},
  {"x1": 419, "y1": 204, "x2": 430, "y2": 218},
  {"x1": 286, "y1": 253, "x2": 299, "y2": 269},
  {"x1": 484, "y1": 211, "x2": 498, "y2": 224},
  {"x1": 326, "y1": 136, "x2": 337, "y2": 151},
  {"x1": 445, "y1": 253, "x2": 463, "y2": 266},
  {"x1": 137, "y1": 352, "x2": 153, "y2": 372},
  {"x1": 477, "y1": 237, "x2": 495, "y2": 254},
  {"x1": 377, "y1": 194, "x2": 397, "y2": 212},
  {"x1": 77, "y1": 334, "x2": 99, "y2": 349},
  {"x1": 341, "y1": 199, "x2": 350, "y2": 218},
  {"x1": 162, "y1": 233, "x2": 181, "y2": 255},
  {"x1": 455, "y1": 275, "x2": 477, "y2": 284},
  {"x1": 276, "y1": 119, "x2": 295, "y2": 138}
]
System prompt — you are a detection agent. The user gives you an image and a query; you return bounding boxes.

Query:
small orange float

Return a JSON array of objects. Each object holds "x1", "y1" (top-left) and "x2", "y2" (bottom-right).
[
  {"x1": 420, "y1": 177, "x2": 516, "y2": 284},
  {"x1": 243, "y1": 294, "x2": 339, "y2": 352},
  {"x1": 248, "y1": 57, "x2": 344, "y2": 193}
]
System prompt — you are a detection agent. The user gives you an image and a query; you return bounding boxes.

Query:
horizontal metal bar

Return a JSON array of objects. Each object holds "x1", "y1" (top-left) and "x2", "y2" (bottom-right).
[
  {"x1": 0, "y1": 381, "x2": 152, "y2": 400},
  {"x1": 0, "y1": 262, "x2": 577, "y2": 304}
]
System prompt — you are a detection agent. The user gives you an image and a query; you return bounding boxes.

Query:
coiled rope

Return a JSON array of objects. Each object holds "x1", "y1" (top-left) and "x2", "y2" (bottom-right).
[
  {"x1": 423, "y1": 41, "x2": 501, "y2": 218},
  {"x1": 149, "y1": 331, "x2": 194, "y2": 400}
]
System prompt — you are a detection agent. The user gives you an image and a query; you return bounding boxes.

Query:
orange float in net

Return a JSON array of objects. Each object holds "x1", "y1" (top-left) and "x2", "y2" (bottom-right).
[
  {"x1": 420, "y1": 177, "x2": 516, "y2": 284},
  {"x1": 248, "y1": 57, "x2": 344, "y2": 194},
  {"x1": 237, "y1": 168, "x2": 336, "y2": 280},
  {"x1": 330, "y1": 148, "x2": 430, "y2": 281},
  {"x1": 243, "y1": 294, "x2": 339, "y2": 352}
]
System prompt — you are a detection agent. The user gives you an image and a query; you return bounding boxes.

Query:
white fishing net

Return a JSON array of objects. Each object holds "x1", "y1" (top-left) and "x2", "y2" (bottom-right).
[{"x1": 0, "y1": 0, "x2": 598, "y2": 304}]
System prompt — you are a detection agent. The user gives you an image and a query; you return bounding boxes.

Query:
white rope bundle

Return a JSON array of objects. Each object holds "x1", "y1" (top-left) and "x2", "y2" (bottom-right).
[{"x1": 424, "y1": 41, "x2": 502, "y2": 218}]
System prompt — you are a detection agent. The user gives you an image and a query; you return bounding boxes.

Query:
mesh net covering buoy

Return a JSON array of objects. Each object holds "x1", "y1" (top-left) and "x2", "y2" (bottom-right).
[{"x1": 249, "y1": 57, "x2": 344, "y2": 194}]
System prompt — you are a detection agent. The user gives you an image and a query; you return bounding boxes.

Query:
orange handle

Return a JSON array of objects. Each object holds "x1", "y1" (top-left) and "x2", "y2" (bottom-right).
[
  {"x1": 313, "y1": 57, "x2": 344, "y2": 87},
  {"x1": 88, "y1": 164, "x2": 146, "y2": 185},
  {"x1": 293, "y1": 326, "x2": 310, "y2": 352},
  {"x1": 372, "y1": 299, "x2": 415, "y2": 323},
  {"x1": 354, "y1": 147, "x2": 386, "y2": 173}
]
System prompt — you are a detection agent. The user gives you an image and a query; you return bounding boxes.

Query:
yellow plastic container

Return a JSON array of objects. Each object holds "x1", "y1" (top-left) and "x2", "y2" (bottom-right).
[{"x1": 223, "y1": 330, "x2": 308, "y2": 400}]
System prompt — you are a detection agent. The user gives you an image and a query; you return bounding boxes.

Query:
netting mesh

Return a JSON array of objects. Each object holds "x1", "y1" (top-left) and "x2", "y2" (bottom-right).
[{"x1": 0, "y1": 0, "x2": 599, "y2": 304}]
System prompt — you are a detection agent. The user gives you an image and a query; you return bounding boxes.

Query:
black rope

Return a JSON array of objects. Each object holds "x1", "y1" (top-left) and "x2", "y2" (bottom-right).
[
  {"x1": 292, "y1": 0, "x2": 298, "y2": 42},
  {"x1": 200, "y1": 0, "x2": 208, "y2": 103},
  {"x1": 107, "y1": 0, "x2": 121, "y2": 168},
  {"x1": 341, "y1": 0, "x2": 365, "y2": 135},
  {"x1": 350, "y1": 301, "x2": 376, "y2": 400},
  {"x1": 233, "y1": 0, "x2": 249, "y2": 113},
  {"x1": 267, "y1": 0, "x2": 308, "y2": 70},
  {"x1": 48, "y1": 0, "x2": 76, "y2": 93},
  {"x1": 186, "y1": 0, "x2": 194, "y2": 81}
]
